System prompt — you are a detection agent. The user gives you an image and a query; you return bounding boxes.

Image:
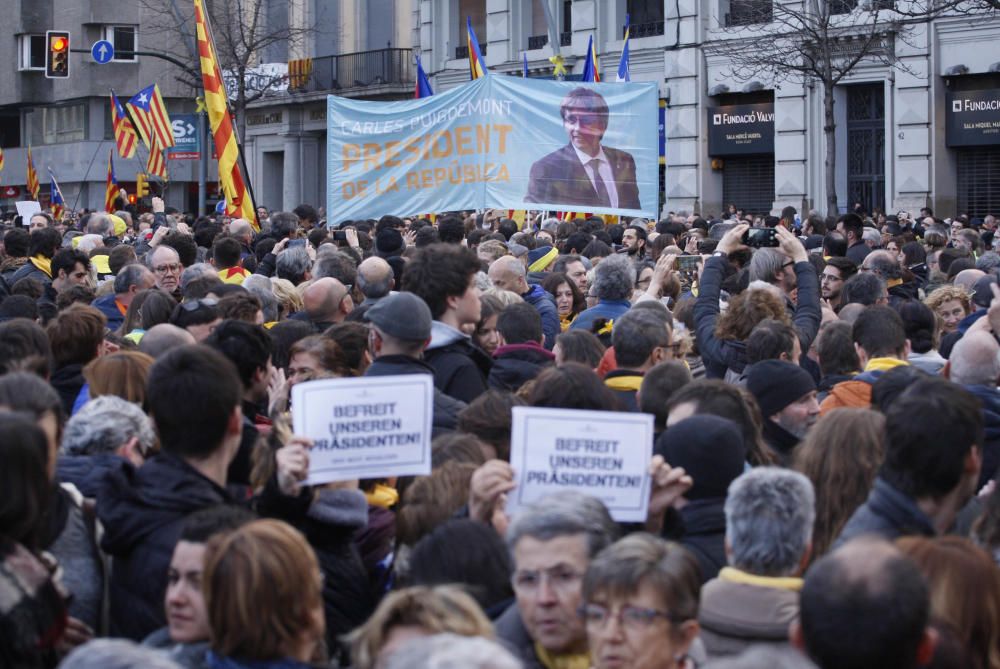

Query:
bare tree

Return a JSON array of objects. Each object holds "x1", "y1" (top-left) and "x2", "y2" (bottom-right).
[
  {"x1": 138, "y1": 0, "x2": 315, "y2": 144},
  {"x1": 705, "y1": 0, "x2": 990, "y2": 216}
]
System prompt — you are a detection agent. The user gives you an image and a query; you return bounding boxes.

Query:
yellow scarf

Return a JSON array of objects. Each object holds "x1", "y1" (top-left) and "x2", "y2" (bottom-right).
[
  {"x1": 30, "y1": 255, "x2": 52, "y2": 278},
  {"x1": 529, "y1": 247, "x2": 558, "y2": 273},
  {"x1": 535, "y1": 643, "x2": 590, "y2": 669},
  {"x1": 365, "y1": 483, "x2": 399, "y2": 509},
  {"x1": 719, "y1": 566, "x2": 803, "y2": 592},
  {"x1": 605, "y1": 374, "x2": 644, "y2": 392},
  {"x1": 865, "y1": 357, "x2": 909, "y2": 374}
]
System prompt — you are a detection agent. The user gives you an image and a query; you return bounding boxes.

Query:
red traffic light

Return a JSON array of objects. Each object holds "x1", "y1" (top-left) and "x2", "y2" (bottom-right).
[{"x1": 51, "y1": 36, "x2": 67, "y2": 51}]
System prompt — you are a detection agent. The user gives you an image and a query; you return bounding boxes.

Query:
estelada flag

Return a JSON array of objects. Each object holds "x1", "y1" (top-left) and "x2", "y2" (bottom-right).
[
  {"x1": 146, "y1": 133, "x2": 168, "y2": 180},
  {"x1": 581, "y1": 35, "x2": 600, "y2": 82},
  {"x1": 127, "y1": 84, "x2": 176, "y2": 150},
  {"x1": 105, "y1": 149, "x2": 118, "y2": 214},
  {"x1": 110, "y1": 91, "x2": 139, "y2": 159}
]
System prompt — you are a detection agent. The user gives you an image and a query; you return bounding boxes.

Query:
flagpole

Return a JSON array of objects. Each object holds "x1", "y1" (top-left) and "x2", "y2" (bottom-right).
[
  {"x1": 72, "y1": 140, "x2": 106, "y2": 213},
  {"x1": 199, "y1": 3, "x2": 258, "y2": 225}
]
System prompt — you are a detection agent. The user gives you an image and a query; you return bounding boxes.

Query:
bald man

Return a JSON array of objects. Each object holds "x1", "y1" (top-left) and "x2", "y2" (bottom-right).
[
  {"x1": 138, "y1": 323, "x2": 196, "y2": 358},
  {"x1": 488, "y1": 256, "x2": 559, "y2": 349},
  {"x1": 302, "y1": 277, "x2": 353, "y2": 332},
  {"x1": 357, "y1": 257, "x2": 394, "y2": 307}
]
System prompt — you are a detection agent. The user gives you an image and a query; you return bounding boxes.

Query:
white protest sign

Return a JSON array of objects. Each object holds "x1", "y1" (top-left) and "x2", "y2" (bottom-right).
[
  {"x1": 508, "y1": 406, "x2": 653, "y2": 522},
  {"x1": 291, "y1": 374, "x2": 433, "y2": 485},
  {"x1": 16, "y1": 200, "x2": 41, "y2": 223}
]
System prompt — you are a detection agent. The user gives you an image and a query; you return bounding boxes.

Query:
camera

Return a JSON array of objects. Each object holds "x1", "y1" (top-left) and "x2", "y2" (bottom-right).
[
  {"x1": 288, "y1": 239, "x2": 306, "y2": 248},
  {"x1": 675, "y1": 254, "x2": 701, "y2": 273},
  {"x1": 332, "y1": 230, "x2": 348, "y2": 242},
  {"x1": 742, "y1": 227, "x2": 780, "y2": 248}
]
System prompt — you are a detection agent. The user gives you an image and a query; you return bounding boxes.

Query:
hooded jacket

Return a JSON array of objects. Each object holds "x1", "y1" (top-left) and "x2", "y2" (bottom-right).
[
  {"x1": 488, "y1": 343, "x2": 554, "y2": 392},
  {"x1": 520, "y1": 284, "x2": 560, "y2": 350},
  {"x1": 97, "y1": 453, "x2": 234, "y2": 640},
  {"x1": 699, "y1": 567, "x2": 802, "y2": 659},
  {"x1": 57, "y1": 452, "x2": 129, "y2": 499},
  {"x1": 365, "y1": 354, "x2": 466, "y2": 436},
  {"x1": 663, "y1": 498, "x2": 728, "y2": 583},
  {"x1": 819, "y1": 357, "x2": 908, "y2": 414},
  {"x1": 423, "y1": 321, "x2": 492, "y2": 404},
  {"x1": 91, "y1": 293, "x2": 126, "y2": 331}
]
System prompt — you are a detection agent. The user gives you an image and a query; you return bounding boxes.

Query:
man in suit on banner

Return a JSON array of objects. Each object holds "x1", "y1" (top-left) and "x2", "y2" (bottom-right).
[{"x1": 525, "y1": 87, "x2": 641, "y2": 210}]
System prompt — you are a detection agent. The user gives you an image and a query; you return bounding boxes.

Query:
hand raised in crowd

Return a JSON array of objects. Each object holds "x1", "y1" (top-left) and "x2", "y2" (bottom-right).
[
  {"x1": 149, "y1": 225, "x2": 169, "y2": 247},
  {"x1": 267, "y1": 366, "x2": 287, "y2": 416},
  {"x1": 469, "y1": 459, "x2": 516, "y2": 533},
  {"x1": 645, "y1": 455, "x2": 693, "y2": 534},
  {"x1": 645, "y1": 252, "x2": 676, "y2": 299},
  {"x1": 151, "y1": 196, "x2": 165, "y2": 213},
  {"x1": 775, "y1": 224, "x2": 808, "y2": 264},
  {"x1": 717, "y1": 222, "x2": 750, "y2": 256},
  {"x1": 345, "y1": 227, "x2": 360, "y2": 251},
  {"x1": 272, "y1": 236, "x2": 291, "y2": 255},
  {"x1": 275, "y1": 436, "x2": 313, "y2": 497},
  {"x1": 403, "y1": 229, "x2": 416, "y2": 247}
]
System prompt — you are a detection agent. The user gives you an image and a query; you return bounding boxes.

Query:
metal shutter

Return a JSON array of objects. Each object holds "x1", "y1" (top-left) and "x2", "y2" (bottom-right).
[
  {"x1": 722, "y1": 155, "x2": 775, "y2": 216},
  {"x1": 957, "y1": 148, "x2": 1000, "y2": 219}
]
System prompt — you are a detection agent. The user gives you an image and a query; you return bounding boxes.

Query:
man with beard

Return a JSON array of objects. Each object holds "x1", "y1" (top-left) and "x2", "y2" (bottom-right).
[
  {"x1": 820, "y1": 257, "x2": 856, "y2": 311},
  {"x1": 620, "y1": 224, "x2": 647, "y2": 258},
  {"x1": 746, "y1": 359, "x2": 820, "y2": 465}
]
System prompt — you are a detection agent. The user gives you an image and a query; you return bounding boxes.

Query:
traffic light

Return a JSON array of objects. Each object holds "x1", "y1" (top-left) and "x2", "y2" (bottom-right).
[
  {"x1": 45, "y1": 31, "x2": 70, "y2": 79},
  {"x1": 136, "y1": 173, "x2": 149, "y2": 198}
]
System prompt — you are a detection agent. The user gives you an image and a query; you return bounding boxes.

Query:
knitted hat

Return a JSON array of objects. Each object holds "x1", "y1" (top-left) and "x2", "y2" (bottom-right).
[
  {"x1": 375, "y1": 228, "x2": 405, "y2": 257},
  {"x1": 655, "y1": 415, "x2": 746, "y2": 501},
  {"x1": 365, "y1": 292, "x2": 432, "y2": 341},
  {"x1": 746, "y1": 360, "x2": 816, "y2": 419},
  {"x1": 528, "y1": 245, "x2": 557, "y2": 272}
]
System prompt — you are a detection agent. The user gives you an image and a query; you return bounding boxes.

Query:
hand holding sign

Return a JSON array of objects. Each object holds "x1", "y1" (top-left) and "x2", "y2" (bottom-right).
[
  {"x1": 276, "y1": 436, "x2": 312, "y2": 497},
  {"x1": 645, "y1": 455, "x2": 693, "y2": 534},
  {"x1": 291, "y1": 375, "x2": 433, "y2": 485},
  {"x1": 469, "y1": 459, "x2": 516, "y2": 528}
]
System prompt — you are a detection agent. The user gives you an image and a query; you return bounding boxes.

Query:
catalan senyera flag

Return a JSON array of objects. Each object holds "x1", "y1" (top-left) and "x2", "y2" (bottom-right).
[
  {"x1": 415, "y1": 56, "x2": 434, "y2": 98},
  {"x1": 48, "y1": 168, "x2": 65, "y2": 220},
  {"x1": 0, "y1": 147, "x2": 5, "y2": 175},
  {"x1": 467, "y1": 17, "x2": 488, "y2": 80},
  {"x1": 26, "y1": 146, "x2": 40, "y2": 201},
  {"x1": 105, "y1": 149, "x2": 118, "y2": 214},
  {"x1": 110, "y1": 91, "x2": 138, "y2": 159},
  {"x1": 288, "y1": 58, "x2": 313, "y2": 90},
  {"x1": 146, "y1": 133, "x2": 168, "y2": 180},
  {"x1": 581, "y1": 35, "x2": 600, "y2": 83},
  {"x1": 616, "y1": 15, "x2": 631, "y2": 82},
  {"x1": 194, "y1": 0, "x2": 257, "y2": 230},
  {"x1": 127, "y1": 84, "x2": 176, "y2": 150}
]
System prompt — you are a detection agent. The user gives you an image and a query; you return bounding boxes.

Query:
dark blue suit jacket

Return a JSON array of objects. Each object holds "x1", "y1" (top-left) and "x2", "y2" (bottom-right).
[{"x1": 525, "y1": 144, "x2": 641, "y2": 210}]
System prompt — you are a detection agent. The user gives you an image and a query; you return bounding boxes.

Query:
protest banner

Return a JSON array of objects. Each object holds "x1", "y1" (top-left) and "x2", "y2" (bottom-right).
[
  {"x1": 291, "y1": 374, "x2": 433, "y2": 485},
  {"x1": 326, "y1": 76, "x2": 658, "y2": 222},
  {"x1": 507, "y1": 406, "x2": 653, "y2": 522},
  {"x1": 15, "y1": 200, "x2": 41, "y2": 222}
]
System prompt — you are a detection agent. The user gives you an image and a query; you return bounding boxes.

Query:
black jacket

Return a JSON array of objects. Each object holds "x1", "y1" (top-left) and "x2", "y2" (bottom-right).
[
  {"x1": 835, "y1": 477, "x2": 936, "y2": 548},
  {"x1": 50, "y1": 363, "x2": 86, "y2": 416},
  {"x1": 488, "y1": 343, "x2": 554, "y2": 392},
  {"x1": 297, "y1": 489, "x2": 377, "y2": 653},
  {"x1": 664, "y1": 498, "x2": 728, "y2": 583},
  {"x1": 964, "y1": 384, "x2": 1000, "y2": 488},
  {"x1": 365, "y1": 354, "x2": 466, "y2": 435},
  {"x1": 424, "y1": 323, "x2": 492, "y2": 404},
  {"x1": 525, "y1": 144, "x2": 641, "y2": 211},
  {"x1": 97, "y1": 453, "x2": 235, "y2": 640},
  {"x1": 695, "y1": 256, "x2": 821, "y2": 379},
  {"x1": 761, "y1": 420, "x2": 801, "y2": 466},
  {"x1": 57, "y1": 453, "x2": 129, "y2": 499}
]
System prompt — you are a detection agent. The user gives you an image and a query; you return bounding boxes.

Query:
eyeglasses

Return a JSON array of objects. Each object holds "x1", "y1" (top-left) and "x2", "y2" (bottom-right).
[
  {"x1": 579, "y1": 603, "x2": 681, "y2": 631},
  {"x1": 511, "y1": 566, "x2": 582, "y2": 595},
  {"x1": 180, "y1": 298, "x2": 219, "y2": 312},
  {"x1": 154, "y1": 263, "x2": 182, "y2": 274},
  {"x1": 781, "y1": 261, "x2": 795, "y2": 269},
  {"x1": 820, "y1": 273, "x2": 842, "y2": 282}
]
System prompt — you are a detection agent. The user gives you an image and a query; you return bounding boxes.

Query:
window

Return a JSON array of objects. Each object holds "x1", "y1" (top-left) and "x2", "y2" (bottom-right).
[
  {"x1": 727, "y1": 0, "x2": 773, "y2": 25},
  {"x1": 18, "y1": 34, "x2": 46, "y2": 71},
  {"x1": 102, "y1": 26, "x2": 137, "y2": 61},
  {"x1": 26, "y1": 104, "x2": 88, "y2": 145}
]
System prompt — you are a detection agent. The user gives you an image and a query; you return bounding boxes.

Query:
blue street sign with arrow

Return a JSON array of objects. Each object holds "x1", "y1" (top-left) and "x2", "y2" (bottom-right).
[{"x1": 91, "y1": 40, "x2": 114, "y2": 64}]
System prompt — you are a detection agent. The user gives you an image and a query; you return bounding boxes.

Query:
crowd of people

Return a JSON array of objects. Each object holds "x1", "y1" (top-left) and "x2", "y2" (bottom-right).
[{"x1": 2, "y1": 198, "x2": 1000, "y2": 669}]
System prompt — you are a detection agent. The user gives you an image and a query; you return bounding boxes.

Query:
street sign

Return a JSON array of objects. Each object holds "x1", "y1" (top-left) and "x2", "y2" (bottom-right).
[
  {"x1": 91, "y1": 40, "x2": 114, "y2": 64},
  {"x1": 167, "y1": 113, "x2": 201, "y2": 160}
]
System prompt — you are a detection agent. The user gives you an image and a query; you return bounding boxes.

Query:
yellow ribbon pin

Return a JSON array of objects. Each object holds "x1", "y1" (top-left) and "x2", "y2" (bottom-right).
[{"x1": 549, "y1": 54, "x2": 567, "y2": 77}]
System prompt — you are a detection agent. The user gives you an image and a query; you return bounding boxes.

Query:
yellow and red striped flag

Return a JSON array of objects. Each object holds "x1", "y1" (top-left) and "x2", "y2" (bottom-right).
[
  {"x1": 105, "y1": 149, "x2": 118, "y2": 214},
  {"x1": 146, "y1": 133, "x2": 168, "y2": 180},
  {"x1": 194, "y1": 0, "x2": 257, "y2": 230},
  {"x1": 111, "y1": 91, "x2": 138, "y2": 158},
  {"x1": 26, "y1": 146, "x2": 40, "y2": 200},
  {"x1": 0, "y1": 147, "x2": 5, "y2": 174},
  {"x1": 127, "y1": 84, "x2": 176, "y2": 150}
]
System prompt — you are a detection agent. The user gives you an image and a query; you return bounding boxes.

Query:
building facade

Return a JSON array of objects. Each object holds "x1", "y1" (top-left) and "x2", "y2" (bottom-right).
[{"x1": 4, "y1": 0, "x2": 997, "y2": 219}]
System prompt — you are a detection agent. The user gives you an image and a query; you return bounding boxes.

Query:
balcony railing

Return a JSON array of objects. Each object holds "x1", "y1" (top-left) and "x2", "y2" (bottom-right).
[
  {"x1": 307, "y1": 48, "x2": 413, "y2": 91},
  {"x1": 726, "y1": 0, "x2": 773, "y2": 25},
  {"x1": 455, "y1": 43, "x2": 487, "y2": 59},
  {"x1": 560, "y1": 31, "x2": 572, "y2": 46},
  {"x1": 629, "y1": 20, "x2": 665, "y2": 37},
  {"x1": 528, "y1": 34, "x2": 549, "y2": 49}
]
